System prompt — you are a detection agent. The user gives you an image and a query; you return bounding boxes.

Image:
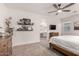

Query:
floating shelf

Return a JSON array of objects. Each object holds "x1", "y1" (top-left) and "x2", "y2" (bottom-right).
[
  {"x1": 17, "y1": 18, "x2": 34, "y2": 31},
  {"x1": 17, "y1": 22, "x2": 34, "y2": 25}
]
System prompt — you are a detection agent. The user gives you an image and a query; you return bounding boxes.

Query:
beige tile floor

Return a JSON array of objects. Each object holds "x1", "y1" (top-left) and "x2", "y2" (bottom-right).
[{"x1": 12, "y1": 38, "x2": 63, "y2": 56}]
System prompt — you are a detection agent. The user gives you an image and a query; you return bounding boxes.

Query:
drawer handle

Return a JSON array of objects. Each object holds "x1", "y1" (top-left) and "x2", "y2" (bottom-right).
[{"x1": 3, "y1": 45, "x2": 6, "y2": 47}]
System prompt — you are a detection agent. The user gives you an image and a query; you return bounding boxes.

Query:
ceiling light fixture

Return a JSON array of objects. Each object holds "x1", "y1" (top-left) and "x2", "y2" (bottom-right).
[{"x1": 57, "y1": 10, "x2": 62, "y2": 13}]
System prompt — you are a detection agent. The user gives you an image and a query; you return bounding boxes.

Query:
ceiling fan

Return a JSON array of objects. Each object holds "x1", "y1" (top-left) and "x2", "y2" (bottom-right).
[{"x1": 48, "y1": 3, "x2": 75, "y2": 15}]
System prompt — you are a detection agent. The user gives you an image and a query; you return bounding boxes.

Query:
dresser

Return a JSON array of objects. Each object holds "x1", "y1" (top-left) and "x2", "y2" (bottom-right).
[
  {"x1": 0, "y1": 36, "x2": 12, "y2": 56},
  {"x1": 0, "y1": 28, "x2": 13, "y2": 56},
  {"x1": 0, "y1": 37, "x2": 12, "y2": 56}
]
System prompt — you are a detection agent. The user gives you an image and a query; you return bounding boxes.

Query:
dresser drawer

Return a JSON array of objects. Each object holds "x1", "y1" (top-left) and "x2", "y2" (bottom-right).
[
  {"x1": 0, "y1": 40, "x2": 8, "y2": 55},
  {"x1": 0, "y1": 37, "x2": 12, "y2": 56}
]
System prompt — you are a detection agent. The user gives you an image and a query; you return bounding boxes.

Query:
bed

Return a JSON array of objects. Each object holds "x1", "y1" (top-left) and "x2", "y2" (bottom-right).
[{"x1": 49, "y1": 35, "x2": 79, "y2": 56}]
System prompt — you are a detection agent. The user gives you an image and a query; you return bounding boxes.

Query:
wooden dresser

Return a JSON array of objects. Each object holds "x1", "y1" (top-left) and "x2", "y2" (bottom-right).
[
  {"x1": 0, "y1": 28, "x2": 13, "y2": 56},
  {"x1": 49, "y1": 32, "x2": 59, "y2": 39},
  {"x1": 0, "y1": 36, "x2": 12, "y2": 56}
]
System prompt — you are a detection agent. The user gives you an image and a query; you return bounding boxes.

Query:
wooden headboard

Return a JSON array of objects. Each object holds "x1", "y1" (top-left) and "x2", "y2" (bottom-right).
[{"x1": 49, "y1": 32, "x2": 59, "y2": 39}]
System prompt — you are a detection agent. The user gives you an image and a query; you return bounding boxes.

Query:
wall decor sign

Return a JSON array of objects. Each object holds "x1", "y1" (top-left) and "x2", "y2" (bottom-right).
[
  {"x1": 17, "y1": 18, "x2": 34, "y2": 31},
  {"x1": 74, "y1": 21, "x2": 79, "y2": 30}
]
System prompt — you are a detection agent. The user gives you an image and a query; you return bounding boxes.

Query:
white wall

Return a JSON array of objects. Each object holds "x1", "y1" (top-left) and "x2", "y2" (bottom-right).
[
  {"x1": 6, "y1": 8, "x2": 45, "y2": 46},
  {"x1": 46, "y1": 17, "x2": 61, "y2": 39},
  {"x1": 61, "y1": 14, "x2": 79, "y2": 36},
  {"x1": 46, "y1": 17, "x2": 61, "y2": 35},
  {"x1": 39, "y1": 15, "x2": 61, "y2": 40},
  {"x1": 0, "y1": 4, "x2": 7, "y2": 32},
  {"x1": 6, "y1": 8, "x2": 61, "y2": 46},
  {"x1": 0, "y1": 4, "x2": 62, "y2": 46}
]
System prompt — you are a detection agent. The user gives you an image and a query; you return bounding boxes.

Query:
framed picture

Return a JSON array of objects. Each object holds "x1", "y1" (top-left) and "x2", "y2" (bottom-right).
[{"x1": 74, "y1": 21, "x2": 79, "y2": 30}]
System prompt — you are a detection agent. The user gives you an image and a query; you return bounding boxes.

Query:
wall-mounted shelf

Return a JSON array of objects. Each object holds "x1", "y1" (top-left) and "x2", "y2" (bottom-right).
[
  {"x1": 17, "y1": 18, "x2": 34, "y2": 31},
  {"x1": 17, "y1": 22, "x2": 34, "y2": 25}
]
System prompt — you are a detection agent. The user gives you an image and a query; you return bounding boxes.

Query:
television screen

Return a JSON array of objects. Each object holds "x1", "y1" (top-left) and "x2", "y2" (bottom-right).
[{"x1": 49, "y1": 25, "x2": 56, "y2": 30}]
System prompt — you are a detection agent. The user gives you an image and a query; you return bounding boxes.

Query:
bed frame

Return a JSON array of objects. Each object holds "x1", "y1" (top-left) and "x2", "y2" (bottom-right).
[
  {"x1": 49, "y1": 43, "x2": 78, "y2": 56},
  {"x1": 49, "y1": 32, "x2": 78, "y2": 56}
]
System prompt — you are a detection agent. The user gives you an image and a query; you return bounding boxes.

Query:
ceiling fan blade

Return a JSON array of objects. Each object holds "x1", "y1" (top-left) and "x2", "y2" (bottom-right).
[
  {"x1": 62, "y1": 3, "x2": 75, "y2": 9},
  {"x1": 62, "y1": 10, "x2": 71, "y2": 12},
  {"x1": 53, "y1": 4, "x2": 58, "y2": 9},
  {"x1": 48, "y1": 11, "x2": 57, "y2": 13}
]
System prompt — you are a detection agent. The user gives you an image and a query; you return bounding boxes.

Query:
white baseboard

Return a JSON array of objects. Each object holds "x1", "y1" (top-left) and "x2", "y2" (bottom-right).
[{"x1": 12, "y1": 40, "x2": 40, "y2": 47}]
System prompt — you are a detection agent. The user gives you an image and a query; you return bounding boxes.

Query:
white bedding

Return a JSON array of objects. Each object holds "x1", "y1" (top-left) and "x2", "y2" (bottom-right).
[{"x1": 49, "y1": 35, "x2": 79, "y2": 55}]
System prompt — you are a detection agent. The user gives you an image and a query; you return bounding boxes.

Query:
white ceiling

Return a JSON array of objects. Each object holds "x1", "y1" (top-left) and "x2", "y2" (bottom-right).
[{"x1": 4, "y1": 3, "x2": 79, "y2": 18}]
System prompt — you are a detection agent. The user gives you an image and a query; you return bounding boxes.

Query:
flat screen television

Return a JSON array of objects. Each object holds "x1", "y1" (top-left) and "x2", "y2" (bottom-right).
[{"x1": 49, "y1": 25, "x2": 56, "y2": 30}]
